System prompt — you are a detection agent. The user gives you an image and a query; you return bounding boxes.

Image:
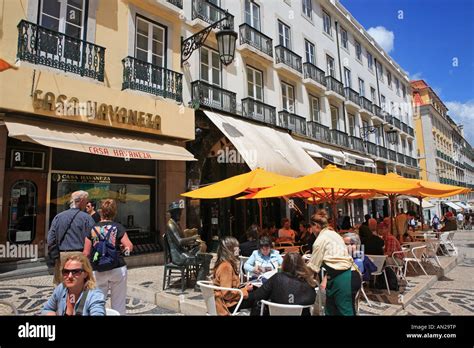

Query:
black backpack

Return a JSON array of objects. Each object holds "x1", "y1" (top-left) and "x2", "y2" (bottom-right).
[{"x1": 374, "y1": 267, "x2": 399, "y2": 291}]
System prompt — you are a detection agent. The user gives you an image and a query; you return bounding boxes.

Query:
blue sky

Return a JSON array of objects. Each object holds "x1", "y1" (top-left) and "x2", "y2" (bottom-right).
[{"x1": 341, "y1": 0, "x2": 474, "y2": 144}]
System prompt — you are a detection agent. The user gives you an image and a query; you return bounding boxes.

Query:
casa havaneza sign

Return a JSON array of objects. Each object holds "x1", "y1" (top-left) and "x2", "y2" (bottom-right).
[{"x1": 33, "y1": 90, "x2": 161, "y2": 131}]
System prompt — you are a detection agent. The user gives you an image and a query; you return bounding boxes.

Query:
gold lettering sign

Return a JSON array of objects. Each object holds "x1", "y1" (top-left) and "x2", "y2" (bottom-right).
[{"x1": 32, "y1": 90, "x2": 161, "y2": 131}]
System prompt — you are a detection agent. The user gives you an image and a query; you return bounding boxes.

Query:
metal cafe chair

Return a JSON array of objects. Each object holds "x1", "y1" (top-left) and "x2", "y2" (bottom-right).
[{"x1": 260, "y1": 300, "x2": 313, "y2": 316}]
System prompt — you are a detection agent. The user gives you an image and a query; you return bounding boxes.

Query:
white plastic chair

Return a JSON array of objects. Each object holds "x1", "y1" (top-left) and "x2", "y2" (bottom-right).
[
  {"x1": 405, "y1": 245, "x2": 428, "y2": 277},
  {"x1": 425, "y1": 238, "x2": 442, "y2": 267},
  {"x1": 260, "y1": 299, "x2": 313, "y2": 316},
  {"x1": 359, "y1": 281, "x2": 372, "y2": 307},
  {"x1": 239, "y1": 256, "x2": 249, "y2": 283},
  {"x1": 366, "y1": 255, "x2": 391, "y2": 294},
  {"x1": 197, "y1": 280, "x2": 244, "y2": 316},
  {"x1": 439, "y1": 232, "x2": 458, "y2": 256},
  {"x1": 106, "y1": 308, "x2": 120, "y2": 316}
]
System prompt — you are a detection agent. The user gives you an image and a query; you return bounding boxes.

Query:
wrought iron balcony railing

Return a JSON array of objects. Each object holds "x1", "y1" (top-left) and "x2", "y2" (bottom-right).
[
  {"x1": 122, "y1": 57, "x2": 182, "y2": 102},
  {"x1": 191, "y1": 80, "x2": 236, "y2": 114},
  {"x1": 325, "y1": 76, "x2": 344, "y2": 96},
  {"x1": 397, "y1": 152, "x2": 405, "y2": 164},
  {"x1": 330, "y1": 129, "x2": 349, "y2": 147},
  {"x1": 344, "y1": 87, "x2": 360, "y2": 106},
  {"x1": 307, "y1": 121, "x2": 331, "y2": 143},
  {"x1": 17, "y1": 20, "x2": 105, "y2": 81},
  {"x1": 365, "y1": 141, "x2": 378, "y2": 156},
  {"x1": 393, "y1": 117, "x2": 401, "y2": 130},
  {"x1": 388, "y1": 149, "x2": 397, "y2": 161},
  {"x1": 359, "y1": 96, "x2": 373, "y2": 112},
  {"x1": 241, "y1": 98, "x2": 276, "y2": 126},
  {"x1": 167, "y1": 0, "x2": 183, "y2": 8},
  {"x1": 303, "y1": 62, "x2": 326, "y2": 86},
  {"x1": 372, "y1": 104, "x2": 384, "y2": 119},
  {"x1": 377, "y1": 145, "x2": 388, "y2": 159},
  {"x1": 239, "y1": 24, "x2": 273, "y2": 57},
  {"x1": 192, "y1": 0, "x2": 234, "y2": 29},
  {"x1": 349, "y1": 135, "x2": 365, "y2": 153},
  {"x1": 275, "y1": 45, "x2": 302, "y2": 73},
  {"x1": 385, "y1": 113, "x2": 394, "y2": 125},
  {"x1": 401, "y1": 122, "x2": 409, "y2": 134},
  {"x1": 278, "y1": 110, "x2": 306, "y2": 135}
]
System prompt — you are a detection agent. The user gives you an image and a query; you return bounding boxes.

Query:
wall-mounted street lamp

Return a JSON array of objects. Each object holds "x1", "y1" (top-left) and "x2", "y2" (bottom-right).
[
  {"x1": 181, "y1": 11, "x2": 237, "y2": 66},
  {"x1": 360, "y1": 124, "x2": 399, "y2": 145}
]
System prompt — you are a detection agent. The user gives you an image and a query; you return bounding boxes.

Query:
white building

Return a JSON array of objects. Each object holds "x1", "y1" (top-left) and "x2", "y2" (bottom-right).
[{"x1": 181, "y1": 0, "x2": 420, "y2": 225}]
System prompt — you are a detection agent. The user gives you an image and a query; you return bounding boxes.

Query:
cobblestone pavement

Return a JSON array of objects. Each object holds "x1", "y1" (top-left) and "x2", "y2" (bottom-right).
[
  {"x1": 398, "y1": 230, "x2": 474, "y2": 315},
  {"x1": 0, "y1": 273, "x2": 175, "y2": 315}
]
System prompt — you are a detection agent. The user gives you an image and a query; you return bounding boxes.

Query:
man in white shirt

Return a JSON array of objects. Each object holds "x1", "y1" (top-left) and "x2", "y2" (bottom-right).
[{"x1": 456, "y1": 211, "x2": 465, "y2": 230}]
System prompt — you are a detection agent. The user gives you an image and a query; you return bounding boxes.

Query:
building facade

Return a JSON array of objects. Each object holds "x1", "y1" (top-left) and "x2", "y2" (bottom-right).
[
  {"x1": 0, "y1": 0, "x2": 196, "y2": 261},
  {"x1": 411, "y1": 79, "x2": 474, "y2": 215},
  {"x1": 180, "y1": 0, "x2": 420, "y2": 237}
]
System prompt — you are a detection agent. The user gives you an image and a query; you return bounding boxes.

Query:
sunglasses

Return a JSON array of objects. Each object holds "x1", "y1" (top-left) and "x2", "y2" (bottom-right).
[{"x1": 62, "y1": 268, "x2": 84, "y2": 277}]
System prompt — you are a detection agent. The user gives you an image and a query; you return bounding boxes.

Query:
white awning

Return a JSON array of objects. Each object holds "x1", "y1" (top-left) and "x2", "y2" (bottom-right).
[
  {"x1": 406, "y1": 197, "x2": 435, "y2": 208},
  {"x1": 4, "y1": 120, "x2": 195, "y2": 161},
  {"x1": 444, "y1": 201, "x2": 462, "y2": 211},
  {"x1": 204, "y1": 111, "x2": 321, "y2": 177},
  {"x1": 343, "y1": 151, "x2": 376, "y2": 168},
  {"x1": 454, "y1": 202, "x2": 470, "y2": 210},
  {"x1": 296, "y1": 139, "x2": 345, "y2": 165}
]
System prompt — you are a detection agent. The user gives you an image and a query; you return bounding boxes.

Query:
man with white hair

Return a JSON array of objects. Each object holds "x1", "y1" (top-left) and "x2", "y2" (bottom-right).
[{"x1": 47, "y1": 190, "x2": 95, "y2": 285}]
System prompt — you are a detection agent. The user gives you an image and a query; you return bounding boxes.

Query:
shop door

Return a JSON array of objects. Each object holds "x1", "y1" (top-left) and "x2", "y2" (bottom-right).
[{"x1": 1, "y1": 171, "x2": 47, "y2": 257}]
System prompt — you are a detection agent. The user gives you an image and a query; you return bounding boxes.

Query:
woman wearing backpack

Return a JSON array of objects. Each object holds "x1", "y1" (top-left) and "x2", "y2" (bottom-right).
[{"x1": 83, "y1": 199, "x2": 133, "y2": 315}]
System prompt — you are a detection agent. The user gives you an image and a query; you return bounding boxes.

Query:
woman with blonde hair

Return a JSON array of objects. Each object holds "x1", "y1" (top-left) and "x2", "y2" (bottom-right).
[
  {"x1": 248, "y1": 252, "x2": 316, "y2": 315},
  {"x1": 42, "y1": 254, "x2": 105, "y2": 315},
  {"x1": 83, "y1": 199, "x2": 133, "y2": 315},
  {"x1": 213, "y1": 236, "x2": 253, "y2": 315},
  {"x1": 307, "y1": 209, "x2": 361, "y2": 316}
]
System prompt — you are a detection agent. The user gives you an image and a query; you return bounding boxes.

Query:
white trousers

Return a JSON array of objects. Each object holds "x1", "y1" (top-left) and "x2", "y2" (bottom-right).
[{"x1": 94, "y1": 265, "x2": 128, "y2": 315}]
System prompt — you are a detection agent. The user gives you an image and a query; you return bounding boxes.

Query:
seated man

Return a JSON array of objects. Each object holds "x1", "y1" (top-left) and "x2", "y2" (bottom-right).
[
  {"x1": 277, "y1": 218, "x2": 296, "y2": 243},
  {"x1": 166, "y1": 201, "x2": 212, "y2": 290}
]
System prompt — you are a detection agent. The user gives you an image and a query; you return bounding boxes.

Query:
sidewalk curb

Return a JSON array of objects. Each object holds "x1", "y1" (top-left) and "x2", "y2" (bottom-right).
[{"x1": 390, "y1": 256, "x2": 459, "y2": 315}]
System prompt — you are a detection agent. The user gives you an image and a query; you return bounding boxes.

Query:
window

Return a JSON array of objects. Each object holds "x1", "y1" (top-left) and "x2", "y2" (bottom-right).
[
  {"x1": 358, "y1": 78, "x2": 365, "y2": 97},
  {"x1": 362, "y1": 120, "x2": 369, "y2": 139},
  {"x1": 401, "y1": 138, "x2": 406, "y2": 154},
  {"x1": 135, "y1": 17, "x2": 165, "y2": 68},
  {"x1": 395, "y1": 78, "x2": 400, "y2": 96},
  {"x1": 245, "y1": 0, "x2": 261, "y2": 30},
  {"x1": 390, "y1": 101, "x2": 395, "y2": 115},
  {"x1": 374, "y1": 126, "x2": 381, "y2": 145},
  {"x1": 381, "y1": 94, "x2": 386, "y2": 111},
  {"x1": 310, "y1": 95, "x2": 320, "y2": 122},
  {"x1": 387, "y1": 70, "x2": 392, "y2": 88},
  {"x1": 40, "y1": 0, "x2": 86, "y2": 39},
  {"x1": 398, "y1": 107, "x2": 402, "y2": 120},
  {"x1": 7, "y1": 180, "x2": 37, "y2": 243},
  {"x1": 200, "y1": 46, "x2": 221, "y2": 86},
  {"x1": 402, "y1": 84, "x2": 407, "y2": 99},
  {"x1": 323, "y1": 10, "x2": 332, "y2": 36},
  {"x1": 367, "y1": 51, "x2": 373, "y2": 70},
  {"x1": 281, "y1": 81, "x2": 295, "y2": 112},
  {"x1": 376, "y1": 61, "x2": 384, "y2": 81},
  {"x1": 304, "y1": 40, "x2": 315, "y2": 64},
  {"x1": 341, "y1": 27, "x2": 348, "y2": 49},
  {"x1": 348, "y1": 113, "x2": 356, "y2": 136},
  {"x1": 355, "y1": 40, "x2": 362, "y2": 61},
  {"x1": 302, "y1": 0, "x2": 312, "y2": 19},
  {"x1": 343, "y1": 68, "x2": 351, "y2": 88},
  {"x1": 326, "y1": 55, "x2": 335, "y2": 77},
  {"x1": 247, "y1": 66, "x2": 263, "y2": 101},
  {"x1": 330, "y1": 105, "x2": 340, "y2": 130},
  {"x1": 408, "y1": 140, "x2": 413, "y2": 154},
  {"x1": 278, "y1": 20, "x2": 291, "y2": 48},
  {"x1": 370, "y1": 87, "x2": 376, "y2": 104}
]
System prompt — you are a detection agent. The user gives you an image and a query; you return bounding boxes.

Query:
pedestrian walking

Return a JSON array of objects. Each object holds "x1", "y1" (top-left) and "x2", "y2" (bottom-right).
[
  {"x1": 83, "y1": 199, "x2": 133, "y2": 315},
  {"x1": 47, "y1": 190, "x2": 95, "y2": 286}
]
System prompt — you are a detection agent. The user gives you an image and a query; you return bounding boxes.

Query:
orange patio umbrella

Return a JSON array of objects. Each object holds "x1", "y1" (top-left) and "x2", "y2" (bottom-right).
[{"x1": 181, "y1": 168, "x2": 293, "y2": 228}]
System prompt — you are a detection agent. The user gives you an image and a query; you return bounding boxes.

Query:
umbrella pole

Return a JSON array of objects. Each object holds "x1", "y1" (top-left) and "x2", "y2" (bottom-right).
[
  {"x1": 331, "y1": 188, "x2": 338, "y2": 232},
  {"x1": 418, "y1": 196, "x2": 424, "y2": 228},
  {"x1": 348, "y1": 200, "x2": 354, "y2": 227},
  {"x1": 258, "y1": 199, "x2": 263, "y2": 230}
]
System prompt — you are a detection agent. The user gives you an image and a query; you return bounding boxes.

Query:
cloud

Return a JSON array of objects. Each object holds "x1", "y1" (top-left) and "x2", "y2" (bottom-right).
[
  {"x1": 409, "y1": 72, "x2": 424, "y2": 81},
  {"x1": 445, "y1": 100, "x2": 474, "y2": 144},
  {"x1": 367, "y1": 26, "x2": 395, "y2": 53}
]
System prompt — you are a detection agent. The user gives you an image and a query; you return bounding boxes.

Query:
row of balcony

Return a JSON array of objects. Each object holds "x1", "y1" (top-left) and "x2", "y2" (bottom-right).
[
  {"x1": 436, "y1": 150, "x2": 456, "y2": 165},
  {"x1": 439, "y1": 177, "x2": 472, "y2": 189}
]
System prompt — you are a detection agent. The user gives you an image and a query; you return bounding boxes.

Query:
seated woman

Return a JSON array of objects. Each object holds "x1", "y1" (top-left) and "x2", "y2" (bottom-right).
[
  {"x1": 42, "y1": 254, "x2": 105, "y2": 316},
  {"x1": 248, "y1": 252, "x2": 316, "y2": 316},
  {"x1": 213, "y1": 236, "x2": 253, "y2": 315},
  {"x1": 359, "y1": 218, "x2": 384, "y2": 255},
  {"x1": 244, "y1": 236, "x2": 283, "y2": 278}
]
